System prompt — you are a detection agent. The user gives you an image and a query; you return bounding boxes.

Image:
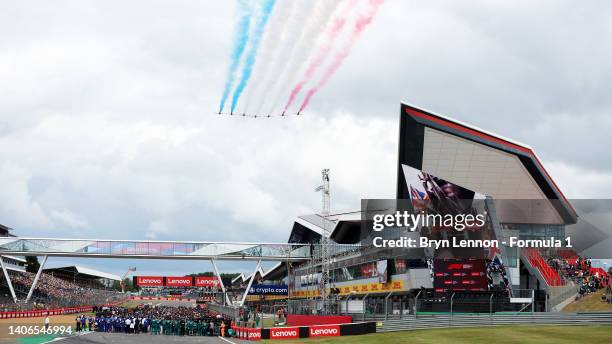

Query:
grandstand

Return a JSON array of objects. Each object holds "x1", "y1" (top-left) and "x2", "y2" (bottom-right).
[
  {"x1": 43, "y1": 265, "x2": 121, "y2": 288},
  {"x1": 239, "y1": 103, "x2": 609, "y2": 318}
]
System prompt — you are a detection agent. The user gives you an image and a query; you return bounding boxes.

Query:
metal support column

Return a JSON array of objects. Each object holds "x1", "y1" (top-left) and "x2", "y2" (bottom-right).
[
  {"x1": 240, "y1": 260, "x2": 261, "y2": 307},
  {"x1": 362, "y1": 293, "x2": 370, "y2": 321},
  {"x1": 414, "y1": 289, "x2": 422, "y2": 318},
  {"x1": 25, "y1": 255, "x2": 48, "y2": 303},
  {"x1": 0, "y1": 256, "x2": 17, "y2": 303},
  {"x1": 450, "y1": 292, "x2": 456, "y2": 327},
  {"x1": 531, "y1": 289, "x2": 535, "y2": 314},
  {"x1": 384, "y1": 292, "x2": 394, "y2": 320},
  {"x1": 211, "y1": 259, "x2": 231, "y2": 306}
]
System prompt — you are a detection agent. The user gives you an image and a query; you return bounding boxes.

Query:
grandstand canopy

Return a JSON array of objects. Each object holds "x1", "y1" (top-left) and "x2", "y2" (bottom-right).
[
  {"x1": 43, "y1": 265, "x2": 121, "y2": 282},
  {"x1": 288, "y1": 212, "x2": 363, "y2": 245},
  {"x1": 397, "y1": 102, "x2": 577, "y2": 225}
]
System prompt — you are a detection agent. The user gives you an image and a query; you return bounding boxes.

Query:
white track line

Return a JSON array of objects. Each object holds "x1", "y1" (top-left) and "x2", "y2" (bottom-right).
[
  {"x1": 42, "y1": 331, "x2": 91, "y2": 343},
  {"x1": 218, "y1": 335, "x2": 238, "y2": 344}
]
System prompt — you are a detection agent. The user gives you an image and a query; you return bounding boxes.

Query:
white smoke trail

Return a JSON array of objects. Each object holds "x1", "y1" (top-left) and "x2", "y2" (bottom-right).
[
  {"x1": 258, "y1": 0, "x2": 343, "y2": 115},
  {"x1": 236, "y1": 0, "x2": 294, "y2": 116},
  {"x1": 243, "y1": 0, "x2": 313, "y2": 116}
]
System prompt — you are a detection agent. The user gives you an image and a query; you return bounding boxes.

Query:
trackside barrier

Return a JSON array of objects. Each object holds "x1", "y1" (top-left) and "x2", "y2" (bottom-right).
[
  {"x1": 0, "y1": 306, "x2": 93, "y2": 319},
  {"x1": 377, "y1": 312, "x2": 612, "y2": 332},
  {"x1": 0, "y1": 298, "x2": 128, "y2": 319},
  {"x1": 252, "y1": 322, "x2": 376, "y2": 340},
  {"x1": 130, "y1": 296, "x2": 197, "y2": 302},
  {"x1": 247, "y1": 327, "x2": 262, "y2": 341}
]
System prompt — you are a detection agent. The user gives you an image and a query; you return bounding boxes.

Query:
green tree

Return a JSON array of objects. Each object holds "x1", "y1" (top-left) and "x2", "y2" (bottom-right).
[
  {"x1": 25, "y1": 256, "x2": 40, "y2": 273},
  {"x1": 121, "y1": 277, "x2": 138, "y2": 292}
]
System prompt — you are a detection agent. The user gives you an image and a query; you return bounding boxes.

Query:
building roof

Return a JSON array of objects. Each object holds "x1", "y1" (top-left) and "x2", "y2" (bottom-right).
[
  {"x1": 230, "y1": 266, "x2": 265, "y2": 285},
  {"x1": 43, "y1": 265, "x2": 121, "y2": 281},
  {"x1": 0, "y1": 224, "x2": 14, "y2": 237},
  {"x1": 398, "y1": 102, "x2": 577, "y2": 224},
  {"x1": 288, "y1": 211, "x2": 364, "y2": 245}
]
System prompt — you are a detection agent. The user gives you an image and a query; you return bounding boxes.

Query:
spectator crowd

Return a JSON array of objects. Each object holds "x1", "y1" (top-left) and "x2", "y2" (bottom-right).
[
  {"x1": 1, "y1": 271, "x2": 121, "y2": 311},
  {"x1": 546, "y1": 255, "x2": 611, "y2": 297}
]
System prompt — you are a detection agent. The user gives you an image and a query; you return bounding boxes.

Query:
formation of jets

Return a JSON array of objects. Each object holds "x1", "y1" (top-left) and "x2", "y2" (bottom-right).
[{"x1": 216, "y1": 111, "x2": 302, "y2": 117}]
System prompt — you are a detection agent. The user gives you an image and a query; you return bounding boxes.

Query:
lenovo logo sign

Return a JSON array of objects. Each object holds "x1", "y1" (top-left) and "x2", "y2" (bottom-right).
[
  {"x1": 136, "y1": 276, "x2": 163, "y2": 286},
  {"x1": 309, "y1": 325, "x2": 340, "y2": 337},
  {"x1": 166, "y1": 277, "x2": 193, "y2": 287},
  {"x1": 195, "y1": 276, "x2": 221, "y2": 287},
  {"x1": 270, "y1": 327, "x2": 299, "y2": 339},
  {"x1": 248, "y1": 329, "x2": 261, "y2": 340}
]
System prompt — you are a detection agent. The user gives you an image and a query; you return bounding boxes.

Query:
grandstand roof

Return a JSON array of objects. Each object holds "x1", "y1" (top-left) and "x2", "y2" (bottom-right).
[
  {"x1": 398, "y1": 102, "x2": 577, "y2": 225},
  {"x1": 261, "y1": 262, "x2": 286, "y2": 281},
  {"x1": 231, "y1": 266, "x2": 265, "y2": 286},
  {"x1": 288, "y1": 212, "x2": 363, "y2": 245},
  {"x1": 43, "y1": 265, "x2": 121, "y2": 281},
  {"x1": 0, "y1": 224, "x2": 15, "y2": 237}
]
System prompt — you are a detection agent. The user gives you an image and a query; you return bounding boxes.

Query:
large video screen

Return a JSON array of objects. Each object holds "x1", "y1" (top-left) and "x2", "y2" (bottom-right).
[{"x1": 433, "y1": 259, "x2": 488, "y2": 293}]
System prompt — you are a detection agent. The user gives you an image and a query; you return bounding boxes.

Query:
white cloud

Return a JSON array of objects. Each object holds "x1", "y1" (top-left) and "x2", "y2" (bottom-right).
[
  {"x1": 0, "y1": 162, "x2": 52, "y2": 229},
  {"x1": 544, "y1": 161, "x2": 612, "y2": 199},
  {"x1": 1, "y1": 0, "x2": 611, "y2": 274},
  {"x1": 49, "y1": 209, "x2": 89, "y2": 229}
]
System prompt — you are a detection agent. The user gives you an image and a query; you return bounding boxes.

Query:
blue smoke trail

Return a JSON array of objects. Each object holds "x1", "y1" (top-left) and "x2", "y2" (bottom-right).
[
  {"x1": 230, "y1": 0, "x2": 277, "y2": 113},
  {"x1": 219, "y1": 0, "x2": 253, "y2": 114}
]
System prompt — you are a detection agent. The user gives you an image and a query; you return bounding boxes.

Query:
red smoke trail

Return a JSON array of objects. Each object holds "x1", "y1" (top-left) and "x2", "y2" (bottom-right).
[
  {"x1": 298, "y1": 0, "x2": 384, "y2": 113},
  {"x1": 282, "y1": 0, "x2": 357, "y2": 114},
  {"x1": 283, "y1": 18, "x2": 346, "y2": 113}
]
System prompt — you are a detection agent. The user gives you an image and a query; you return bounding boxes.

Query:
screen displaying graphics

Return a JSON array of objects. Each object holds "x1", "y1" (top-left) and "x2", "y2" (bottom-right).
[
  {"x1": 433, "y1": 259, "x2": 488, "y2": 293},
  {"x1": 402, "y1": 164, "x2": 484, "y2": 216}
]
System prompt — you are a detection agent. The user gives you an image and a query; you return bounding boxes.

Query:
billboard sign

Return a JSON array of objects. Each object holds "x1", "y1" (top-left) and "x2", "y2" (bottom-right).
[
  {"x1": 135, "y1": 276, "x2": 163, "y2": 287},
  {"x1": 270, "y1": 327, "x2": 299, "y2": 339},
  {"x1": 165, "y1": 276, "x2": 193, "y2": 287},
  {"x1": 195, "y1": 276, "x2": 221, "y2": 287},
  {"x1": 309, "y1": 324, "x2": 340, "y2": 337},
  {"x1": 249, "y1": 284, "x2": 289, "y2": 295}
]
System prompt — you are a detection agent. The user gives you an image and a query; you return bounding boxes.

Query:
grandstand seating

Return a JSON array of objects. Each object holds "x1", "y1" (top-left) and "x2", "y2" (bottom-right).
[
  {"x1": 523, "y1": 248, "x2": 563, "y2": 286},
  {"x1": 1, "y1": 271, "x2": 121, "y2": 310}
]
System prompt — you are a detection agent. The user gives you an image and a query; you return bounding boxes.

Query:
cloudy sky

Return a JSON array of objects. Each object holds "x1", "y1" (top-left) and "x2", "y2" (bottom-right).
[{"x1": 1, "y1": 0, "x2": 611, "y2": 275}]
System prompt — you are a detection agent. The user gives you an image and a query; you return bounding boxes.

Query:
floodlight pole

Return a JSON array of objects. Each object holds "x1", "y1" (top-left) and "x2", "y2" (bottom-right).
[
  {"x1": 211, "y1": 259, "x2": 231, "y2": 306},
  {"x1": 0, "y1": 256, "x2": 18, "y2": 303},
  {"x1": 240, "y1": 260, "x2": 261, "y2": 307},
  {"x1": 25, "y1": 255, "x2": 48, "y2": 303},
  {"x1": 317, "y1": 169, "x2": 331, "y2": 314}
]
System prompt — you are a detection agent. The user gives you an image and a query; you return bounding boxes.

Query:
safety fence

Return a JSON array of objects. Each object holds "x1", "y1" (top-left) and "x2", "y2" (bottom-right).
[
  {"x1": 377, "y1": 312, "x2": 612, "y2": 332},
  {"x1": 207, "y1": 303, "x2": 240, "y2": 320}
]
